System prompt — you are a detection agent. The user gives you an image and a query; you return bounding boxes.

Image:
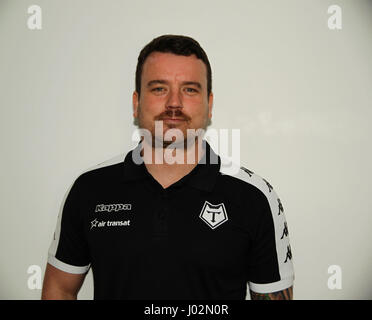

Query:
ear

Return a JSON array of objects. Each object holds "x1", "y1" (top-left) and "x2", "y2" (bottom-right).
[
  {"x1": 132, "y1": 91, "x2": 139, "y2": 118},
  {"x1": 208, "y1": 92, "x2": 213, "y2": 119}
]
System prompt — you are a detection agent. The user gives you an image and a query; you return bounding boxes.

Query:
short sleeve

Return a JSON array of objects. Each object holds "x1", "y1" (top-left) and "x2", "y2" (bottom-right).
[
  {"x1": 47, "y1": 176, "x2": 91, "y2": 274},
  {"x1": 247, "y1": 182, "x2": 294, "y2": 294}
]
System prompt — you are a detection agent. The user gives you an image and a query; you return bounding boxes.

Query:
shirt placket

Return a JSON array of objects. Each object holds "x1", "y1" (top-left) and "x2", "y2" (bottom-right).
[{"x1": 153, "y1": 189, "x2": 169, "y2": 237}]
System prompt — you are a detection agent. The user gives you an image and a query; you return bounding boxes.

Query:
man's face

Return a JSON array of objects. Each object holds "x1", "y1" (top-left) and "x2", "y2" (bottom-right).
[{"x1": 133, "y1": 52, "x2": 213, "y2": 147}]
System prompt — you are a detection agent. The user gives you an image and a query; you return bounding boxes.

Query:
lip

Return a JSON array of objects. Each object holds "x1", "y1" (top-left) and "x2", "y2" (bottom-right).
[{"x1": 161, "y1": 118, "x2": 186, "y2": 122}]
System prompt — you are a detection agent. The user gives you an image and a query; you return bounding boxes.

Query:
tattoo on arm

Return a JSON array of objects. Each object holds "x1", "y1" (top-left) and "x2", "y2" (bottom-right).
[{"x1": 250, "y1": 286, "x2": 293, "y2": 300}]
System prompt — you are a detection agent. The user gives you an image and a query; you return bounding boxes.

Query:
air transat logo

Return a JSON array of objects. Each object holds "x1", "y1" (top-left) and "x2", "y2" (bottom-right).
[{"x1": 199, "y1": 201, "x2": 228, "y2": 230}]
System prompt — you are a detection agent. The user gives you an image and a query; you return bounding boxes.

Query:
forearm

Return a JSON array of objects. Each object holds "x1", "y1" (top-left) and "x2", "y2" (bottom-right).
[{"x1": 250, "y1": 286, "x2": 293, "y2": 300}]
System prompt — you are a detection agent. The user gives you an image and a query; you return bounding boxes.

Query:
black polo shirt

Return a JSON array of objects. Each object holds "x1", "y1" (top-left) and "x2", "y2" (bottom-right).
[{"x1": 48, "y1": 140, "x2": 294, "y2": 299}]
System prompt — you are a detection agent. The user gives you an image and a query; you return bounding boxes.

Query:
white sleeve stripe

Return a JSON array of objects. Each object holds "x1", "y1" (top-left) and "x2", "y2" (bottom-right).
[
  {"x1": 219, "y1": 160, "x2": 294, "y2": 283},
  {"x1": 248, "y1": 277, "x2": 294, "y2": 294},
  {"x1": 48, "y1": 181, "x2": 74, "y2": 257},
  {"x1": 48, "y1": 254, "x2": 90, "y2": 274}
]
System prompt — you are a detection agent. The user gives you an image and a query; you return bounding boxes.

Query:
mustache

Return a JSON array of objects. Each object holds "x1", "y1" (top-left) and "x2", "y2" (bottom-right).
[{"x1": 155, "y1": 109, "x2": 191, "y2": 121}]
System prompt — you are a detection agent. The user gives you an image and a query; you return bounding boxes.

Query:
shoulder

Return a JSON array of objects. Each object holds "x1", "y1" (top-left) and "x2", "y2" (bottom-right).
[
  {"x1": 218, "y1": 158, "x2": 284, "y2": 215},
  {"x1": 71, "y1": 153, "x2": 126, "y2": 189}
]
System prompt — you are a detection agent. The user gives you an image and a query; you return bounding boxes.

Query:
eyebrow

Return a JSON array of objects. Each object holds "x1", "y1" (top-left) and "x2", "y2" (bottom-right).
[{"x1": 147, "y1": 79, "x2": 202, "y2": 89}]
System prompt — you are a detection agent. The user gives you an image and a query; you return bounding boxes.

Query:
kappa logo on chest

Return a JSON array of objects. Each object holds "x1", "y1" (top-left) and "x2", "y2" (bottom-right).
[
  {"x1": 90, "y1": 202, "x2": 132, "y2": 230},
  {"x1": 199, "y1": 201, "x2": 228, "y2": 230}
]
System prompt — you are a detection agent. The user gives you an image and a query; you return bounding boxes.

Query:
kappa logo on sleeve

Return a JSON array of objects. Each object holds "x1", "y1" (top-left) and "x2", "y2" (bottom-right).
[{"x1": 199, "y1": 201, "x2": 228, "y2": 230}]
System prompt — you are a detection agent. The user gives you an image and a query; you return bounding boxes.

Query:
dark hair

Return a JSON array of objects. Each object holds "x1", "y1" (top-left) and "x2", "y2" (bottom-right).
[{"x1": 135, "y1": 34, "x2": 212, "y2": 99}]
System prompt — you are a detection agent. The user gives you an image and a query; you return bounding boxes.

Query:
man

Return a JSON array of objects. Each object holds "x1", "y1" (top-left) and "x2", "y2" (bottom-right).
[{"x1": 42, "y1": 34, "x2": 294, "y2": 300}]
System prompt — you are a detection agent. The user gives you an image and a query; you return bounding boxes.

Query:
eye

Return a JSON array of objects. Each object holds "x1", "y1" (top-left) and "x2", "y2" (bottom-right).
[
  {"x1": 152, "y1": 87, "x2": 165, "y2": 92},
  {"x1": 151, "y1": 87, "x2": 168, "y2": 95},
  {"x1": 185, "y1": 87, "x2": 198, "y2": 93}
]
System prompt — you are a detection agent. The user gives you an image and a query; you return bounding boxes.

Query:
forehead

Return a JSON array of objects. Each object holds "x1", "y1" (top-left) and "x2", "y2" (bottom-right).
[{"x1": 142, "y1": 52, "x2": 207, "y2": 84}]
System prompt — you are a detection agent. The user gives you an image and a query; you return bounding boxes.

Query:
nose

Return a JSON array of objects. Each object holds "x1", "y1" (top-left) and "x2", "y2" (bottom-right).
[{"x1": 166, "y1": 88, "x2": 183, "y2": 110}]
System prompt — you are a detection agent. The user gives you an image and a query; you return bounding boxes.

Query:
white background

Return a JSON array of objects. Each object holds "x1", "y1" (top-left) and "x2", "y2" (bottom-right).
[{"x1": 1, "y1": 0, "x2": 371, "y2": 299}]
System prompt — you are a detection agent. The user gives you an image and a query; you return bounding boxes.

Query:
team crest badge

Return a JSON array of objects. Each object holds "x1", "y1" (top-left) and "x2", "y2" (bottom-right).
[{"x1": 199, "y1": 201, "x2": 228, "y2": 229}]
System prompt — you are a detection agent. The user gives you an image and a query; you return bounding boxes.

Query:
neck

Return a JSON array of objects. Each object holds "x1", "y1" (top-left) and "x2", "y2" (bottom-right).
[{"x1": 140, "y1": 137, "x2": 206, "y2": 188}]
